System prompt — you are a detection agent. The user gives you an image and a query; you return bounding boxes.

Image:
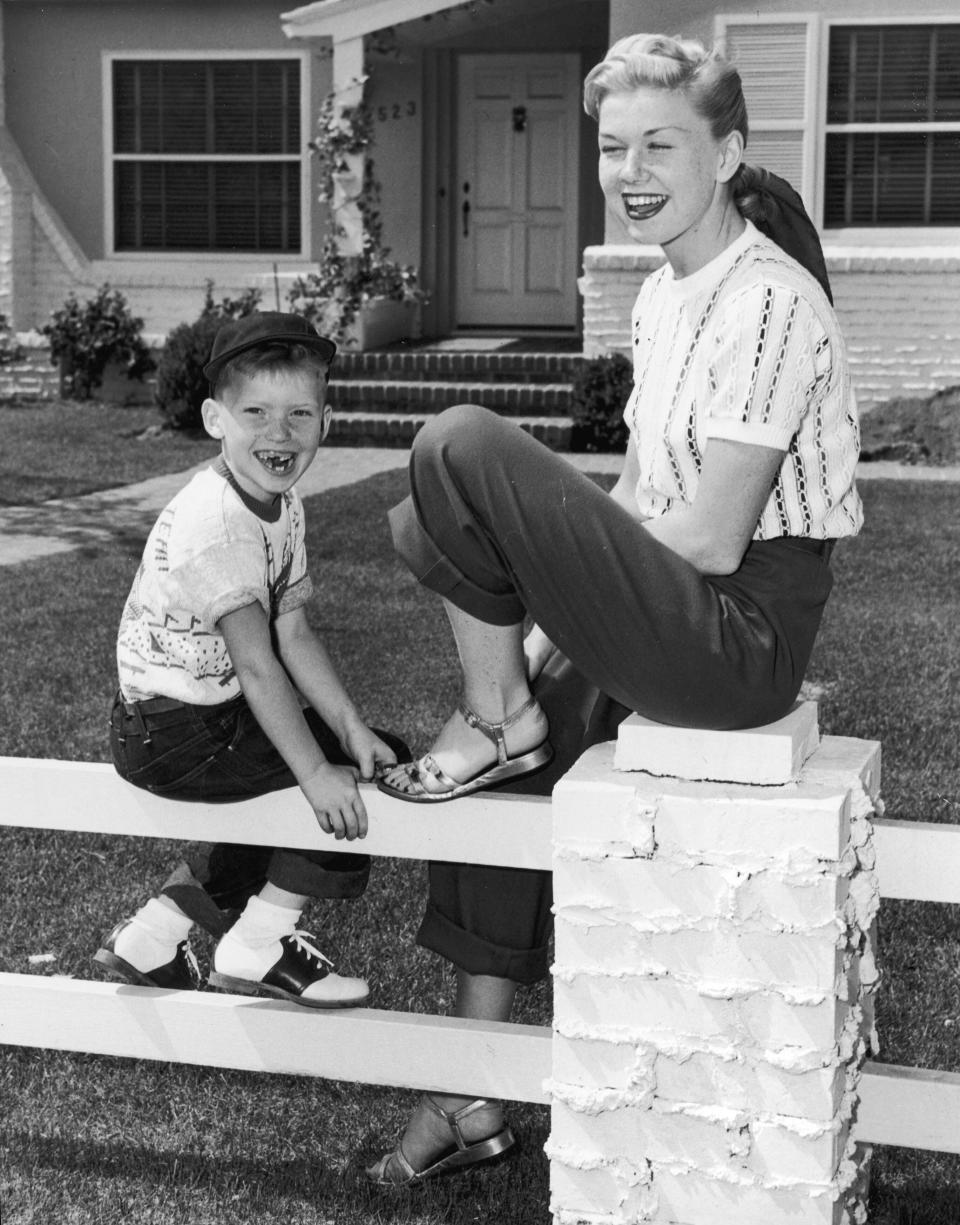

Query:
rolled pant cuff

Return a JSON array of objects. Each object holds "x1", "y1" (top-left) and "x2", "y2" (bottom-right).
[
  {"x1": 161, "y1": 863, "x2": 235, "y2": 938},
  {"x1": 388, "y1": 495, "x2": 525, "y2": 626},
  {"x1": 416, "y1": 902, "x2": 550, "y2": 985},
  {"x1": 268, "y1": 849, "x2": 371, "y2": 900}
]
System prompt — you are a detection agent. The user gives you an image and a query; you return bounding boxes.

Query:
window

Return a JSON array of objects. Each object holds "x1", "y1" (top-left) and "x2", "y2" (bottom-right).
[
  {"x1": 824, "y1": 24, "x2": 960, "y2": 227},
  {"x1": 111, "y1": 58, "x2": 302, "y2": 253}
]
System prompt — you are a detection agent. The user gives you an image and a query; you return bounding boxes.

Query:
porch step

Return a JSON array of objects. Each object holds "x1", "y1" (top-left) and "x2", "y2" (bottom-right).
[
  {"x1": 328, "y1": 378, "x2": 574, "y2": 417},
  {"x1": 328, "y1": 343, "x2": 589, "y2": 434},
  {"x1": 333, "y1": 347, "x2": 587, "y2": 384},
  {"x1": 327, "y1": 411, "x2": 572, "y2": 451}
]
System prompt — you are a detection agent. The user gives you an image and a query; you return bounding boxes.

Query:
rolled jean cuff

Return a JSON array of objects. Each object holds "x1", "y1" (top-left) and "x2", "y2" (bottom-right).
[
  {"x1": 161, "y1": 862, "x2": 236, "y2": 938},
  {"x1": 416, "y1": 901, "x2": 550, "y2": 985},
  {"x1": 388, "y1": 495, "x2": 525, "y2": 626},
  {"x1": 268, "y1": 849, "x2": 371, "y2": 900}
]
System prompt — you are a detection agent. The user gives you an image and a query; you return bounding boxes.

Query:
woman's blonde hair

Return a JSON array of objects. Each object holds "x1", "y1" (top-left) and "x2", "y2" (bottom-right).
[{"x1": 583, "y1": 33, "x2": 748, "y2": 147}]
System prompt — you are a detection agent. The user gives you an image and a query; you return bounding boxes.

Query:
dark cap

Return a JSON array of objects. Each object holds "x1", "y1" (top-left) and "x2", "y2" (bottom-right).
[{"x1": 203, "y1": 311, "x2": 337, "y2": 384}]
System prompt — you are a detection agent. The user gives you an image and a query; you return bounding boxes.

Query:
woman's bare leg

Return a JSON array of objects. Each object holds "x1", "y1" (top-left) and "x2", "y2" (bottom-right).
[
  {"x1": 369, "y1": 970, "x2": 519, "y2": 1176},
  {"x1": 384, "y1": 601, "x2": 548, "y2": 789}
]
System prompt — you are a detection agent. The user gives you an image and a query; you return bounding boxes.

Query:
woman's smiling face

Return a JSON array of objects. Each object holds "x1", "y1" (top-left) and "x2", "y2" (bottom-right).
[{"x1": 597, "y1": 85, "x2": 744, "y2": 276}]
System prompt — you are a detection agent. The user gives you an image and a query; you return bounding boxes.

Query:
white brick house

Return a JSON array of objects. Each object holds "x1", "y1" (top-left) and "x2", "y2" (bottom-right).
[{"x1": 1, "y1": 0, "x2": 958, "y2": 408}]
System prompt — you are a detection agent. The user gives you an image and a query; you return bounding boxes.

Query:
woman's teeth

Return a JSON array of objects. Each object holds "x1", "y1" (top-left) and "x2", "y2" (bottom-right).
[{"x1": 623, "y1": 193, "x2": 667, "y2": 220}]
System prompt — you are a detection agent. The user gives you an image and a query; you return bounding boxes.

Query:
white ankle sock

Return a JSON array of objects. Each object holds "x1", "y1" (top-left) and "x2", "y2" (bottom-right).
[
  {"x1": 226, "y1": 895, "x2": 301, "y2": 948},
  {"x1": 113, "y1": 898, "x2": 192, "y2": 973},
  {"x1": 133, "y1": 897, "x2": 193, "y2": 941}
]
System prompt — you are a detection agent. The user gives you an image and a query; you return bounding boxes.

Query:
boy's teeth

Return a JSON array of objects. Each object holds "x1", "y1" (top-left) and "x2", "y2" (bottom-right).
[{"x1": 258, "y1": 451, "x2": 295, "y2": 472}]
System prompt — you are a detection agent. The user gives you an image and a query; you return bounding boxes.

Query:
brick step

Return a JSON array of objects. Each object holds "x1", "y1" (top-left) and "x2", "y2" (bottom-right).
[
  {"x1": 327, "y1": 410, "x2": 573, "y2": 451},
  {"x1": 335, "y1": 348, "x2": 588, "y2": 384},
  {"x1": 328, "y1": 379, "x2": 573, "y2": 417}
]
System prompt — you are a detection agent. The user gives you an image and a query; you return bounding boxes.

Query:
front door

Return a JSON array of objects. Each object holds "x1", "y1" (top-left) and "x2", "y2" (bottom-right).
[{"x1": 455, "y1": 53, "x2": 581, "y2": 330}]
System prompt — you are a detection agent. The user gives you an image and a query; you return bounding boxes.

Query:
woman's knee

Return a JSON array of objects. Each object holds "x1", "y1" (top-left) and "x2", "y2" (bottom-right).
[{"x1": 412, "y1": 404, "x2": 504, "y2": 467}]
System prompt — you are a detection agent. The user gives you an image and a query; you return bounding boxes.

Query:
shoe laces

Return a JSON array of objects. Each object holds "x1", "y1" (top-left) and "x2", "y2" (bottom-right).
[
  {"x1": 179, "y1": 938, "x2": 201, "y2": 985},
  {"x1": 288, "y1": 930, "x2": 333, "y2": 968}
]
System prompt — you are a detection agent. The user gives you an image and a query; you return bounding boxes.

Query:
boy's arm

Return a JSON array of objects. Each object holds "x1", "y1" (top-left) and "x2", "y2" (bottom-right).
[
  {"x1": 274, "y1": 604, "x2": 398, "y2": 780},
  {"x1": 218, "y1": 601, "x2": 368, "y2": 840}
]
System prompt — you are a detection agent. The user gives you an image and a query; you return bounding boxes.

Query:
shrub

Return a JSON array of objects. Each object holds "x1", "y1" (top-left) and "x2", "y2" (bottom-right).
[
  {"x1": 569, "y1": 352, "x2": 633, "y2": 453},
  {"x1": 0, "y1": 313, "x2": 24, "y2": 366},
  {"x1": 42, "y1": 284, "x2": 153, "y2": 400},
  {"x1": 154, "y1": 283, "x2": 262, "y2": 431}
]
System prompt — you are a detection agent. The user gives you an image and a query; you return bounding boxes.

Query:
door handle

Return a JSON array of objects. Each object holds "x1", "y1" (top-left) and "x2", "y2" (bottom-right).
[{"x1": 462, "y1": 181, "x2": 471, "y2": 237}]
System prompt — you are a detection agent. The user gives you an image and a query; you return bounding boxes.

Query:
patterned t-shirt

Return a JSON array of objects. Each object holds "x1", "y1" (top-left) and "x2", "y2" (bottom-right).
[
  {"x1": 117, "y1": 462, "x2": 313, "y2": 704},
  {"x1": 625, "y1": 220, "x2": 863, "y2": 540}
]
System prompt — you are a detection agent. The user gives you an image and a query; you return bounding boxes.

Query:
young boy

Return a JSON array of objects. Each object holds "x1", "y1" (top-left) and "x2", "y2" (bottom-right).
[{"x1": 94, "y1": 311, "x2": 406, "y2": 1008}]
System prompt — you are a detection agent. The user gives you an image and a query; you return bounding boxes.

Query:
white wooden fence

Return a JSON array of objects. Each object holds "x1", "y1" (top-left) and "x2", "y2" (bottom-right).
[{"x1": 1, "y1": 753, "x2": 958, "y2": 1161}]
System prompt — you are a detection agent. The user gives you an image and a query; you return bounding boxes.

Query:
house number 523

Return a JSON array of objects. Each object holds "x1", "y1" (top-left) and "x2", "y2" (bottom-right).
[{"x1": 376, "y1": 101, "x2": 417, "y2": 121}]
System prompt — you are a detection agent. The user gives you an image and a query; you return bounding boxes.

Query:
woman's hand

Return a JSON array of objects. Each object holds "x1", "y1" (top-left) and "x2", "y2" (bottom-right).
[{"x1": 300, "y1": 762, "x2": 367, "y2": 841}]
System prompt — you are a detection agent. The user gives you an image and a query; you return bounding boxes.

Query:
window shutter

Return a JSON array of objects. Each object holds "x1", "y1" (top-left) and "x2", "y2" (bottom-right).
[{"x1": 717, "y1": 16, "x2": 815, "y2": 208}]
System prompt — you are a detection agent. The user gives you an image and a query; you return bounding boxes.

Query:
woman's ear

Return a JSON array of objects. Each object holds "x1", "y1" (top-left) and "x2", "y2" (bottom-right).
[
  {"x1": 717, "y1": 129, "x2": 745, "y2": 184},
  {"x1": 201, "y1": 397, "x2": 225, "y2": 441}
]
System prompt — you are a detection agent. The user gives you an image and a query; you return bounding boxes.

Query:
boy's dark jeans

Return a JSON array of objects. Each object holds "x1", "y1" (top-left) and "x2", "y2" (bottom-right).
[{"x1": 110, "y1": 690, "x2": 409, "y2": 937}]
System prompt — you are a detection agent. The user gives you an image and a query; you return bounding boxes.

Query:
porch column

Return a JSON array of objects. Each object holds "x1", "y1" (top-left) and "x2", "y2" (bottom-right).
[
  {"x1": 548, "y1": 704, "x2": 881, "y2": 1224},
  {"x1": 330, "y1": 35, "x2": 366, "y2": 255}
]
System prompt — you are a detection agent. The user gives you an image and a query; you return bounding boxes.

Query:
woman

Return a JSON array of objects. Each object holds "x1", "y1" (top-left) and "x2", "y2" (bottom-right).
[{"x1": 367, "y1": 33, "x2": 862, "y2": 1185}]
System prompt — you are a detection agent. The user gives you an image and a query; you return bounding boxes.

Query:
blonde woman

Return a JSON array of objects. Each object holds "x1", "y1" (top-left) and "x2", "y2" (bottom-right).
[{"x1": 369, "y1": 33, "x2": 861, "y2": 1185}]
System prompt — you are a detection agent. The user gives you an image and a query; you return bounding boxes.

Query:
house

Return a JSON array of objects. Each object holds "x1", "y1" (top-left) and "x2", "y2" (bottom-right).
[{"x1": 1, "y1": 0, "x2": 958, "y2": 408}]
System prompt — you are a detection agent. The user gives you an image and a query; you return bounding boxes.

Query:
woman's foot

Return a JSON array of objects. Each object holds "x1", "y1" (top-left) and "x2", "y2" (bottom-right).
[
  {"x1": 377, "y1": 696, "x2": 551, "y2": 803},
  {"x1": 366, "y1": 1094, "x2": 515, "y2": 1186}
]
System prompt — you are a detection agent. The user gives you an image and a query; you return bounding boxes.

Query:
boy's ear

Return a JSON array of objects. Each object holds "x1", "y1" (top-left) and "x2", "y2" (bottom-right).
[
  {"x1": 320, "y1": 403, "x2": 333, "y2": 442},
  {"x1": 201, "y1": 397, "x2": 226, "y2": 441}
]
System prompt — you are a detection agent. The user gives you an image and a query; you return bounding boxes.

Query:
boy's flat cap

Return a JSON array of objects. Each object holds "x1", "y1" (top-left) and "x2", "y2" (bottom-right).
[{"x1": 203, "y1": 311, "x2": 336, "y2": 382}]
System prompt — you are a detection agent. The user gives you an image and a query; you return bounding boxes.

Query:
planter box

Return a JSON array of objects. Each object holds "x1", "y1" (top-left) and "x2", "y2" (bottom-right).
[{"x1": 342, "y1": 298, "x2": 418, "y2": 351}]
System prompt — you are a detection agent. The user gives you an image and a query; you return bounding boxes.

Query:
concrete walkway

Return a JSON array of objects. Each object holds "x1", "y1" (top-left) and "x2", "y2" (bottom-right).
[{"x1": 0, "y1": 449, "x2": 956, "y2": 569}]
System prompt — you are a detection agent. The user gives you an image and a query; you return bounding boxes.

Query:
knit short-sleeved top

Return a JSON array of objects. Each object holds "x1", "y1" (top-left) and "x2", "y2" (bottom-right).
[
  {"x1": 117, "y1": 463, "x2": 313, "y2": 704},
  {"x1": 625, "y1": 220, "x2": 863, "y2": 540}
]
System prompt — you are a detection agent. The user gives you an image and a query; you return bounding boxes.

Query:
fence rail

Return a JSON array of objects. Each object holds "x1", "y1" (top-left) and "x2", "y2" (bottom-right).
[
  {"x1": 3, "y1": 757, "x2": 960, "y2": 898},
  {"x1": 2, "y1": 754, "x2": 959, "y2": 1160}
]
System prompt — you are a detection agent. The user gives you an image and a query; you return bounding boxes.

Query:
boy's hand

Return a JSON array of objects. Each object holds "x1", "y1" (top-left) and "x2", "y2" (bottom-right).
[
  {"x1": 341, "y1": 722, "x2": 399, "y2": 781},
  {"x1": 301, "y1": 763, "x2": 368, "y2": 841}
]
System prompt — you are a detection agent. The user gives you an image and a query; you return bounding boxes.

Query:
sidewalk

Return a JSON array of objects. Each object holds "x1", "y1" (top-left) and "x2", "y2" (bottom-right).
[{"x1": 0, "y1": 449, "x2": 956, "y2": 569}]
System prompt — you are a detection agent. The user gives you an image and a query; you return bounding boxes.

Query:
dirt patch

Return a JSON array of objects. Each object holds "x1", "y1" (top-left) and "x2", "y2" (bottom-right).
[{"x1": 859, "y1": 385, "x2": 960, "y2": 467}]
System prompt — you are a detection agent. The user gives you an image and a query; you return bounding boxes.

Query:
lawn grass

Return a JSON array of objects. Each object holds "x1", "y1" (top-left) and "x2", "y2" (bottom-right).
[
  {"x1": 0, "y1": 467, "x2": 958, "y2": 1225},
  {"x1": 0, "y1": 400, "x2": 218, "y2": 505}
]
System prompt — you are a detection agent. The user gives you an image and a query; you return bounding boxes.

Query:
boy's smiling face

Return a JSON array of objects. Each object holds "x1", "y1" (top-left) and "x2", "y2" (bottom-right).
[{"x1": 202, "y1": 367, "x2": 331, "y2": 503}]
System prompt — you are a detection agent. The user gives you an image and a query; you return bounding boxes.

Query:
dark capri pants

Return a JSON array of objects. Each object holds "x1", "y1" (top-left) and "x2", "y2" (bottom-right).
[{"x1": 389, "y1": 405, "x2": 835, "y2": 984}]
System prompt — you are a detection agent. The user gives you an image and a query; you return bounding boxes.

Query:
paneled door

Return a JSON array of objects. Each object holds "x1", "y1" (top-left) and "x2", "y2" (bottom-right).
[{"x1": 455, "y1": 54, "x2": 581, "y2": 329}]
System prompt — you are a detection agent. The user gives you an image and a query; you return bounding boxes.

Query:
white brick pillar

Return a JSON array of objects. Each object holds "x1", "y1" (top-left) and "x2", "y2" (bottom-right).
[{"x1": 548, "y1": 702, "x2": 881, "y2": 1225}]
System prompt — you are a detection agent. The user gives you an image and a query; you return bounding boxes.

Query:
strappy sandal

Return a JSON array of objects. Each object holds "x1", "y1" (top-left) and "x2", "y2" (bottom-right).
[
  {"x1": 375, "y1": 696, "x2": 552, "y2": 804},
  {"x1": 365, "y1": 1095, "x2": 516, "y2": 1186}
]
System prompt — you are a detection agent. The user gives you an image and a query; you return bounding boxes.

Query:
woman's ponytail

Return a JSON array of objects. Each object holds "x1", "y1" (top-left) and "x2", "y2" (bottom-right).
[{"x1": 733, "y1": 166, "x2": 833, "y2": 303}]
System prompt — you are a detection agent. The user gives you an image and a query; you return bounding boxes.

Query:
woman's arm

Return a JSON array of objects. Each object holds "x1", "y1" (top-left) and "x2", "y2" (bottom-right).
[{"x1": 642, "y1": 437, "x2": 785, "y2": 575}]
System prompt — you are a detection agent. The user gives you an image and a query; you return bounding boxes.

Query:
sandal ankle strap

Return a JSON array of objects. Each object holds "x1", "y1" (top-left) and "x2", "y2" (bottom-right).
[
  {"x1": 458, "y1": 696, "x2": 540, "y2": 766},
  {"x1": 422, "y1": 1094, "x2": 501, "y2": 1151}
]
